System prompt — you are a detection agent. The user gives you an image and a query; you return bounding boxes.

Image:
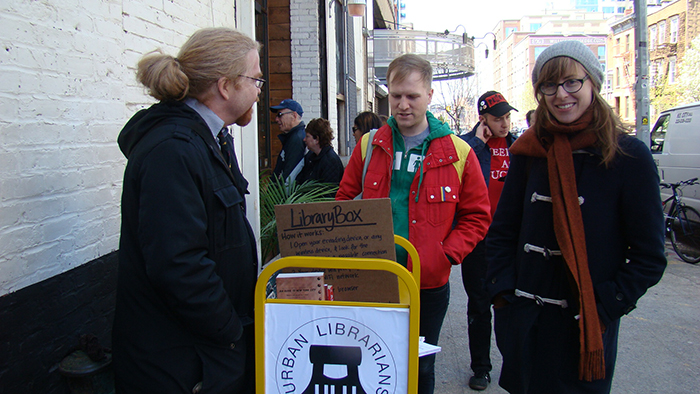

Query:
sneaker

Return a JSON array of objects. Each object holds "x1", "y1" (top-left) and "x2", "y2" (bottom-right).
[{"x1": 469, "y1": 372, "x2": 491, "y2": 391}]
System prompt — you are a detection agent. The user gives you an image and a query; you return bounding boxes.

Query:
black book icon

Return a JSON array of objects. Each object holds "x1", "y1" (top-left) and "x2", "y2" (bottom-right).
[{"x1": 302, "y1": 345, "x2": 367, "y2": 394}]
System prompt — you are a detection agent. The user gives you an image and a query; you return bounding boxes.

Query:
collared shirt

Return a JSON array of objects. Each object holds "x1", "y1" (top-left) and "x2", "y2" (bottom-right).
[{"x1": 185, "y1": 97, "x2": 226, "y2": 147}]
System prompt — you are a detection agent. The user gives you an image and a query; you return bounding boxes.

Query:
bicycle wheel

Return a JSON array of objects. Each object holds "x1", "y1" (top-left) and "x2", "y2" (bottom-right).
[{"x1": 670, "y1": 205, "x2": 700, "y2": 264}]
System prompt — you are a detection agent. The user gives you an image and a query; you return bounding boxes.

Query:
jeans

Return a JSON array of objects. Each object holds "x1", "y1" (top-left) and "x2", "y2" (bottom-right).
[
  {"x1": 460, "y1": 240, "x2": 493, "y2": 375},
  {"x1": 418, "y1": 282, "x2": 450, "y2": 394}
]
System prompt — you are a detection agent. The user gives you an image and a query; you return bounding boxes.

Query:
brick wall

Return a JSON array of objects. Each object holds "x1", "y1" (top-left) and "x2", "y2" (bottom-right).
[
  {"x1": 0, "y1": 1, "x2": 251, "y2": 392},
  {"x1": 0, "y1": 0, "x2": 235, "y2": 296},
  {"x1": 688, "y1": 0, "x2": 700, "y2": 46},
  {"x1": 0, "y1": 252, "x2": 118, "y2": 394},
  {"x1": 290, "y1": 0, "x2": 323, "y2": 121}
]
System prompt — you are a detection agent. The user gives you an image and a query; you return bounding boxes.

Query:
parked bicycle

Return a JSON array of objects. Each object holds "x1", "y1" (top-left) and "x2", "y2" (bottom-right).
[{"x1": 661, "y1": 177, "x2": 700, "y2": 264}]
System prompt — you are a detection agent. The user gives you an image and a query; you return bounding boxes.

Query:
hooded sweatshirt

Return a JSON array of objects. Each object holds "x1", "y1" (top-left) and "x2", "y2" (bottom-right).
[
  {"x1": 389, "y1": 112, "x2": 455, "y2": 265},
  {"x1": 337, "y1": 111, "x2": 491, "y2": 288}
]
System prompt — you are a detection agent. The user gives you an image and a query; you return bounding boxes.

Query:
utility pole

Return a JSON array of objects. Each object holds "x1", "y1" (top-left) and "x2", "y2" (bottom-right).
[{"x1": 634, "y1": 0, "x2": 650, "y2": 147}]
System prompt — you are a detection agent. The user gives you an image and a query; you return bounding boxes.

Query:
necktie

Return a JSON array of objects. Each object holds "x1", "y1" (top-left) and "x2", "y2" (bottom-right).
[
  {"x1": 217, "y1": 128, "x2": 234, "y2": 169},
  {"x1": 216, "y1": 127, "x2": 250, "y2": 211}
]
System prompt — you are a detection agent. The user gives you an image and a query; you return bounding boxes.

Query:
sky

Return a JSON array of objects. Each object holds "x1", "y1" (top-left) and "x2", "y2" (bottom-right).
[
  {"x1": 401, "y1": 0, "x2": 570, "y2": 36},
  {"x1": 397, "y1": 0, "x2": 573, "y2": 127}
]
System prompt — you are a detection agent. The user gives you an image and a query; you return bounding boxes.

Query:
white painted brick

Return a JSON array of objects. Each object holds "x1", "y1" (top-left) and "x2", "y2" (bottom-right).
[
  {"x1": 39, "y1": 214, "x2": 81, "y2": 244},
  {"x1": 123, "y1": 15, "x2": 161, "y2": 40},
  {"x1": 0, "y1": 0, "x2": 258, "y2": 296},
  {"x1": 294, "y1": 68, "x2": 313, "y2": 76},
  {"x1": 2, "y1": 174, "x2": 46, "y2": 201},
  {"x1": 164, "y1": 0, "x2": 211, "y2": 24},
  {"x1": 21, "y1": 241, "x2": 65, "y2": 278}
]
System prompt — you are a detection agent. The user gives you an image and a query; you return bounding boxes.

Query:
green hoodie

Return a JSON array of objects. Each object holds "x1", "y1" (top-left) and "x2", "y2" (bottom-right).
[{"x1": 388, "y1": 111, "x2": 454, "y2": 266}]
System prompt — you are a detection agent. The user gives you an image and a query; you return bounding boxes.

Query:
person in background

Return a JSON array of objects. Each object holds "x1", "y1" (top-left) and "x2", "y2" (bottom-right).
[
  {"x1": 113, "y1": 27, "x2": 261, "y2": 394},
  {"x1": 526, "y1": 109, "x2": 536, "y2": 128},
  {"x1": 337, "y1": 54, "x2": 491, "y2": 394},
  {"x1": 459, "y1": 90, "x2": 518, "y2": 391},
  {"x1": 486, "y1": 40, "x2": 666, "y2": 393},
  {"x1": 270, "y1": 99, "x2": 306, "y2": 182},
  {"x1": 352, "y1": 111, "x2": 383, "y2": 145},
  {"x1": 296, "y1": 118, "x2": 344, "y2": 185}
]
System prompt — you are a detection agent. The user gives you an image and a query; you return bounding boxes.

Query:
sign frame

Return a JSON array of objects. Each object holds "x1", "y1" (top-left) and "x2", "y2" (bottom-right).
[{"x1": 255, "y1": 241, "x2": 420, "y2": 394}]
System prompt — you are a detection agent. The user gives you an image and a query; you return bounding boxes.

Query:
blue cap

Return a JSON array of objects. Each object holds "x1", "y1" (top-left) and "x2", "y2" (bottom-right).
[{"x1": 270, "y1": 99, "x2": 303, "y2": 116}]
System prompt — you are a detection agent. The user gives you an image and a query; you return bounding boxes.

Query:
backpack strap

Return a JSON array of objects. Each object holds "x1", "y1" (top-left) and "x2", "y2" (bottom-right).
[{"x1": 354, "y1": 128, "x2": 378, "y2": 200}]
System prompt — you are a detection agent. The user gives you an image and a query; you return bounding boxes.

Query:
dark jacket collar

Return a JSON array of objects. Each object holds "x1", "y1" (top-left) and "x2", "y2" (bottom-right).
[{"x1": 278, "y1": 121, "x2": 306, "y2": 144}]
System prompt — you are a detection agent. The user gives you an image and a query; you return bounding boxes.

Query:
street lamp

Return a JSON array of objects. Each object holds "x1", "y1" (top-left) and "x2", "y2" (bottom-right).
[
  {"x1": 444, "y1": 25, "x2": 470, "y2": 44},
  {"x1": 474, "y1": 32, "x2": 497, "y2": 51},
  {"x1": 475, "y1": 42, "x2": 490, "y2": 59},
  {"x1": 444, "y1": 26, "x2": 497, "y2": 49}
]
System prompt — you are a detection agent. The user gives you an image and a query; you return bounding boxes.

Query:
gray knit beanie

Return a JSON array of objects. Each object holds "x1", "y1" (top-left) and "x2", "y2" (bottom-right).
[{"x1": 531, "y1": 40, "x2": 604, "y2": 91}]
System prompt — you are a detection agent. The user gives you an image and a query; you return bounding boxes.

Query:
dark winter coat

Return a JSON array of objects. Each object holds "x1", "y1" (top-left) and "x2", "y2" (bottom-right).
[
  {"x1": 486, "y1": 135, "x2": 666, "y2": 393},
  {"x1": 112, "y1": 101, "x2": 258, "y2": 393},
  {"x1": 296, "y1": 145, "x2": 345, "y2": 185},
  {"x1": 273, "y1": 121, "x2": 306, "y2": 180}
]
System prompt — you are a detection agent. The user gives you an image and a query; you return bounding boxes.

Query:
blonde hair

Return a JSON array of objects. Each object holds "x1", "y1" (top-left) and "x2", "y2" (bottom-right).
[
  {"x1": 137, "y1": 27, "x2": 260, "y2": 101},
  {"x1": 533, "y1": 56, "x2": 624, "y2": 166},
  {"x1": 386, "y1": 54, "x2": 432, "y2": 90}
]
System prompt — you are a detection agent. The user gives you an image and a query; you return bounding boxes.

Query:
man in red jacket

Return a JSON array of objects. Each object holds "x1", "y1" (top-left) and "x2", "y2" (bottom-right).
[{"x1": 337, "y1": 54, "x2": 491, "y2": 394}]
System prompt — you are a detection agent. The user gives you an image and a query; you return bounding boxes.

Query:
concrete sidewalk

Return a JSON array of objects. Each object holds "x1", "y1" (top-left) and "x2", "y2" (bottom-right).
[{"x1": 434, "y1": 241, "x2": 700, "y2": 393}]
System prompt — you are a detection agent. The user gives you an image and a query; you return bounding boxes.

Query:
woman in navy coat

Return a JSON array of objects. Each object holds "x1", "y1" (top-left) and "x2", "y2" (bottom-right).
[
  {"x1": 296, "y1": 118, "x2": 344, "y2": 186},
  {"x1": 486, "y1": 40, "x2": 666, "y2": 394}
]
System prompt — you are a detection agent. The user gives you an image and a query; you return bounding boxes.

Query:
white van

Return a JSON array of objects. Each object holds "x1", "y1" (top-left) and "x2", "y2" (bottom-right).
[{"x1": 650, "y1": 102, "x2": 700, "y2": 211}]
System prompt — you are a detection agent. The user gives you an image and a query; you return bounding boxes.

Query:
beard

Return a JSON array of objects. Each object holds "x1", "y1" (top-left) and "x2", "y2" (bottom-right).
[{"x1": 234, "y1": 106, "x2": 255, "y2": 127}]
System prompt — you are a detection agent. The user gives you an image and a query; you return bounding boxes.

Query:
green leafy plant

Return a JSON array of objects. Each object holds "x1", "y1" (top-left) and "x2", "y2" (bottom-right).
[{"x1": 259, "y1": 174, "x2": 339, "y2": 263}]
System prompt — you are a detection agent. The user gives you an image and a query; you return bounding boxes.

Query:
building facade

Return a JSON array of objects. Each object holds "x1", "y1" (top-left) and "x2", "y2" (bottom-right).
[
  {"x1": 607, "y1": 12, "x2": 637, "y2": 126},
  {"x1": 0, "y1": 1, "x2": 385, "y2": 392},
  {"x1": 571, "y1": 0, "x2": 636, "y2": 15},
  {"x1": 648, "y1": 0, "x2": 692, "y2": 116},
  {"x1": 491, "y1": 11, "x2": 609, "y2": 123}
]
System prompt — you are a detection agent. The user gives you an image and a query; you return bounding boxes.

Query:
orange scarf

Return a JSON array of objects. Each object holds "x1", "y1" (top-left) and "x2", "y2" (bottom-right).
[{"x1": 510, "y1": 110, "x2": 605, "y2": 381}]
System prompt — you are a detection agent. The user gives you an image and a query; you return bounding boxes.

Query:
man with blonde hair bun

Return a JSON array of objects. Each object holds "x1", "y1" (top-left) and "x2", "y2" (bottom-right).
[{"x1": 113, "y1": 27, "x2": 263, "y2": 393}]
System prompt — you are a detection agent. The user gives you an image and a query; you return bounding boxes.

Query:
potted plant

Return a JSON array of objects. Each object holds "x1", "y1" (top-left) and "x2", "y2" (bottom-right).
[{"x1": 259, "y1": 174, "x2": 338, "y2": 264}]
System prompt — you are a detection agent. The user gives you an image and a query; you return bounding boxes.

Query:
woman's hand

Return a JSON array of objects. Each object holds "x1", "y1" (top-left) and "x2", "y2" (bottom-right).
[{"x1": 492, "y1": 292, "x2": 511, "y2": 309}]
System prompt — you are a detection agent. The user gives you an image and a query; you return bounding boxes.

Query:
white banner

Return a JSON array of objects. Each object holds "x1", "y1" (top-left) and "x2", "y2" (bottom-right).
[{"x1": 264, "y1": 303, "x2": 410, "y2": 394}]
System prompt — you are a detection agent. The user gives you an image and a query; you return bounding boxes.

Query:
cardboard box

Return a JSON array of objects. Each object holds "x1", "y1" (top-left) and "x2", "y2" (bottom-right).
[
  {"x1": 276, "y1": 272, "x2": 326, "y2": 300},
  {"x1": 275, "y1": 199, "x2": 400, "y2": 303}
]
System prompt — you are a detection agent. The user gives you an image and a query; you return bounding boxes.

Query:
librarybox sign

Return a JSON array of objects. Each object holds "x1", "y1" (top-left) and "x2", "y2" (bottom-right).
[
  {"x1": 275, "y1": 199, "x2": 399, "y2": 303},
  {"x1": 276, "y1": 199, "x2": 396, "y2": 261}
]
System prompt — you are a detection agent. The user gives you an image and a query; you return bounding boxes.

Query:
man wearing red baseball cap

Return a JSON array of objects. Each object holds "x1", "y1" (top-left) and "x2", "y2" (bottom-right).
[{"x1": 459, "y1": 90, "x2": 518, "y2": 391}]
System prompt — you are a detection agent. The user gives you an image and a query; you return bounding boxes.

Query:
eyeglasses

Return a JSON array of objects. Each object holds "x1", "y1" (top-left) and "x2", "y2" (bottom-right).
[
  {"x1": 276, "y1": 111, "x2": 294, "y2": 118},
  {"x1": 352, "y1": 126, "x2": 359, "y2": 132},
  {"x1": 237, "y1": 75, "x2": 265, "y2": 88},
  {"x1": 539, "y1": 75, "x2": 589, "y2": 96}
]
